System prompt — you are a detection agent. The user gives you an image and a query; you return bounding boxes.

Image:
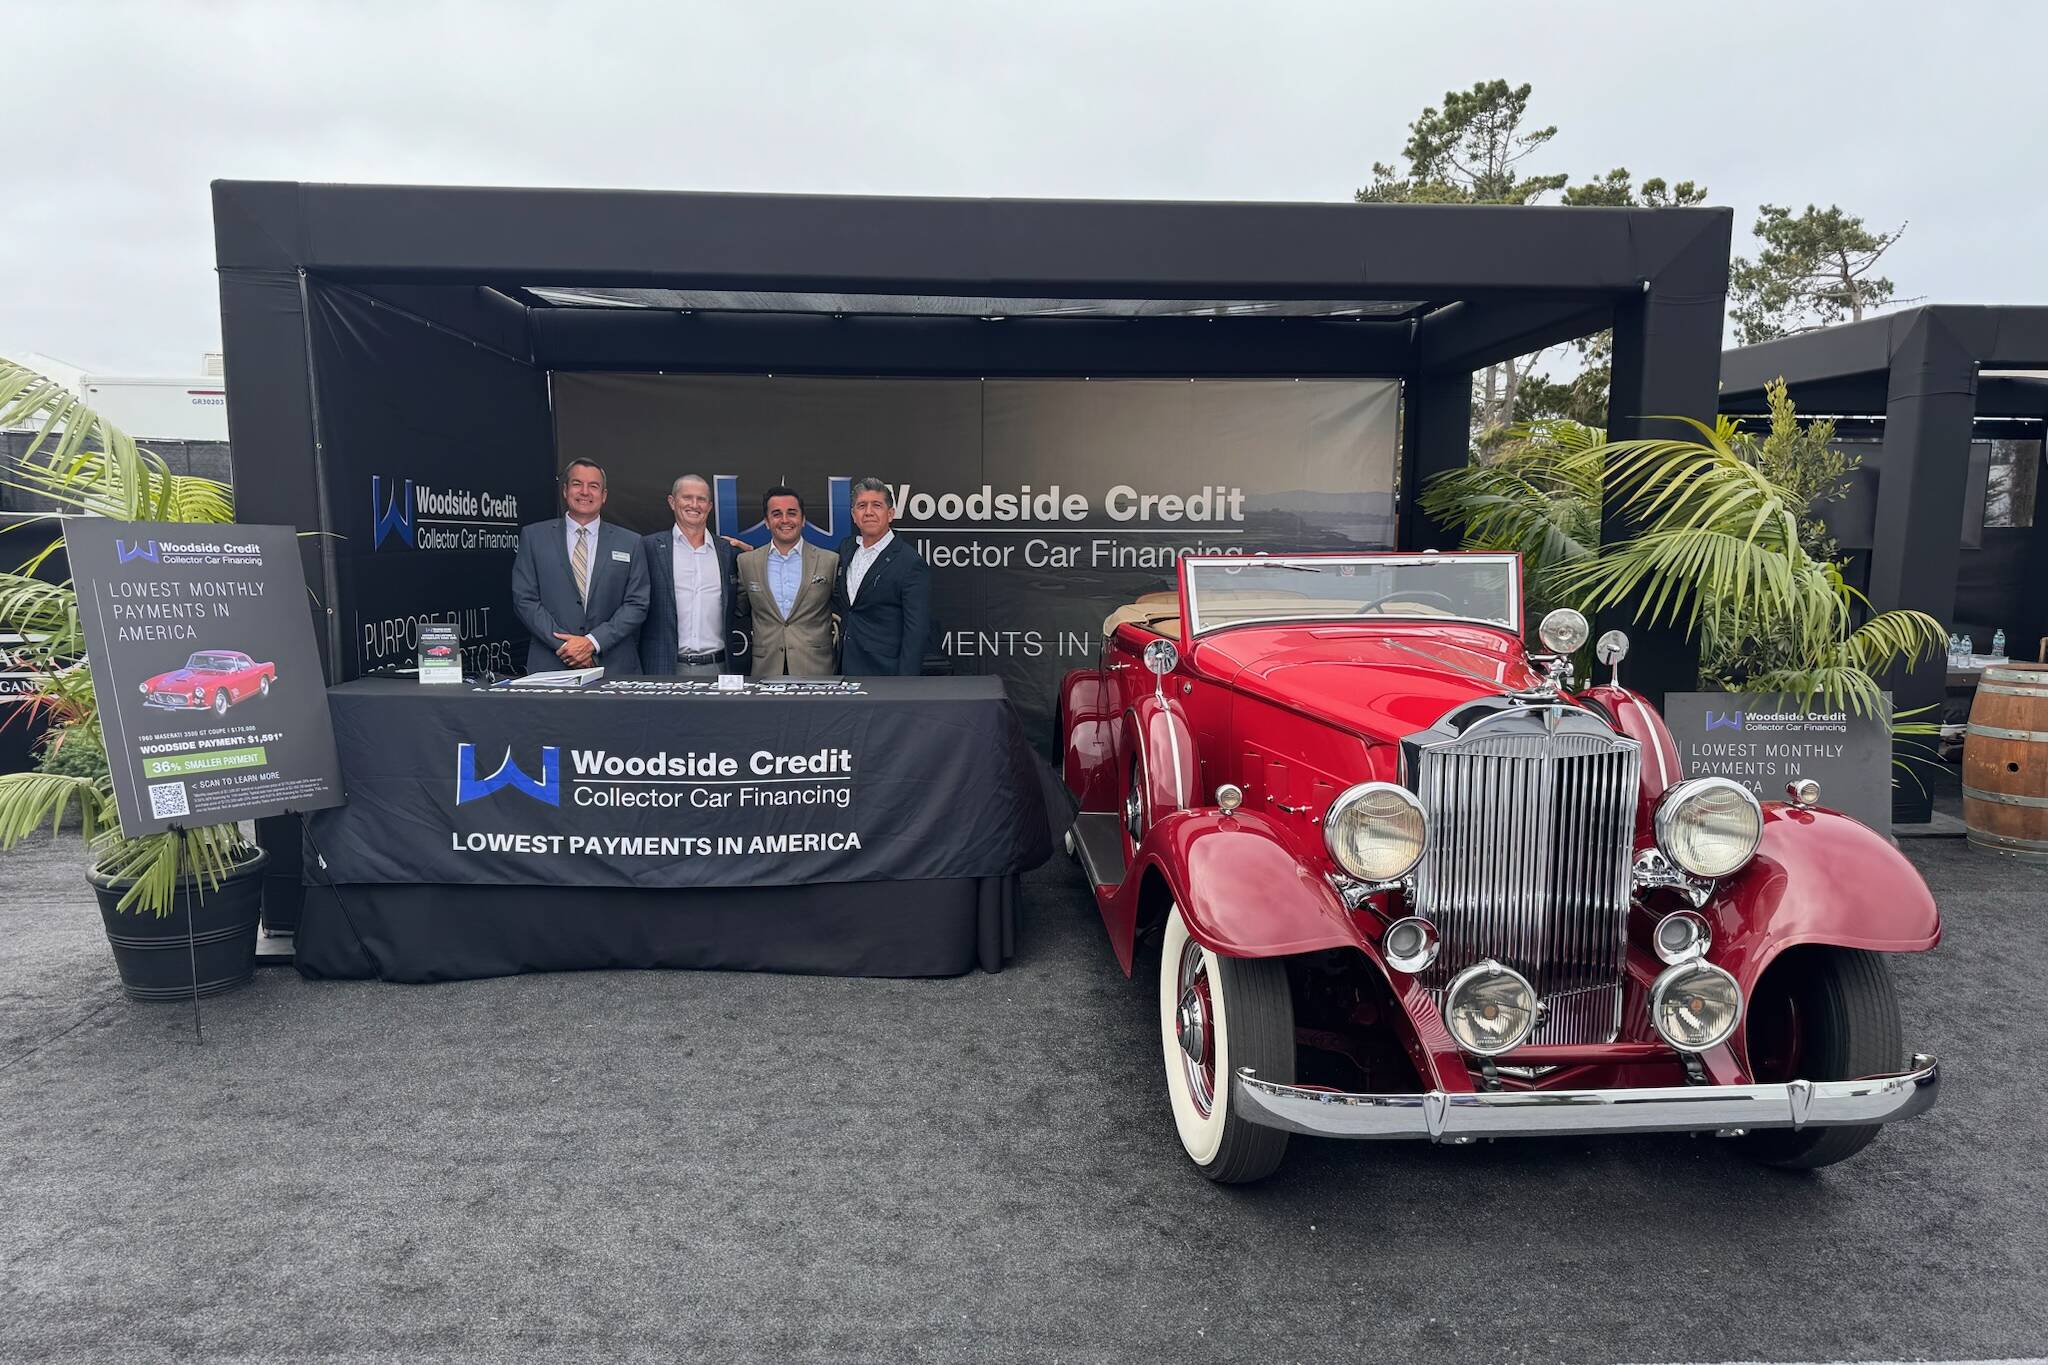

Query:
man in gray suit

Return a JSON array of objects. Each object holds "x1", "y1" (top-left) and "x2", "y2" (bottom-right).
[
  {"x1": 510, "y1": 458, "x2": 650, "y2": 675},
  {"x1": 736, "y1": 485, "x2": 840, "y2": 676}
]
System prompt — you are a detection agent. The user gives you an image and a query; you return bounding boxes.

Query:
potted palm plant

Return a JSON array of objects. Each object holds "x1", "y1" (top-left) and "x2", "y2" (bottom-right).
[{"x1": 0, "y1": 357, "x2": 265, "y2": 1000}]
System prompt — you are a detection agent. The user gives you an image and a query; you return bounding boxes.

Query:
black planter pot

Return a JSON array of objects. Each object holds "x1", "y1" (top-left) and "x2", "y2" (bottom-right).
[{"x1": 89, "y1": 849, "x2": 268, "y2": 1002}]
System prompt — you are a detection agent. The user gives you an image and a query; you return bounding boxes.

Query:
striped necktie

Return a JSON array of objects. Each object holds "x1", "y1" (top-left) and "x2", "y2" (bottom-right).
[{"x1": 572, "y1": 526, "x2": 591, "y2": 605}]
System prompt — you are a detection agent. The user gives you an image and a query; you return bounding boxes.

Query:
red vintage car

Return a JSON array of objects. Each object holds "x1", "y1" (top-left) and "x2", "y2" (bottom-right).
[
  {"x1": 1058, "y1": 552, "x2": 1939, "y2": 1182},
  {"x1": 141, "y1": 649, "x2": 276, "y2": 716}
]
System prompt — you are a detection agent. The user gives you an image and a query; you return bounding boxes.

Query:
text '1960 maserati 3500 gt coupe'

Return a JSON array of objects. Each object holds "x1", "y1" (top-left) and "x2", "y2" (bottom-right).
[{"x1": 1058, "y1": 553, "x2": 1939, "y2": 1182}]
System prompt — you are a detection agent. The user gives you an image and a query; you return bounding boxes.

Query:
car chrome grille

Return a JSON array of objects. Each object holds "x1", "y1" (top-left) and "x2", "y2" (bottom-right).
[{"x1": 1409, "y1": 709, "x2": 1641, "y2": 1045}]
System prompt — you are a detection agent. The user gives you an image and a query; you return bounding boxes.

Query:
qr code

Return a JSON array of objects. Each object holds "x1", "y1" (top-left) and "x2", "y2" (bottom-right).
[{"x1": 147, "y1": 782, "x2": 190, "y2": 820}]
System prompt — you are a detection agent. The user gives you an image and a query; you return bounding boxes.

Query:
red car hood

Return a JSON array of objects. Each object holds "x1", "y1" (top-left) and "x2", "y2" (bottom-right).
[
  {"x1": 148, "y1": 669, "x2": 207, "y2": 691},
  {"x1": 1193, "y1": 624, "x2": 1546, "y2": 739}
]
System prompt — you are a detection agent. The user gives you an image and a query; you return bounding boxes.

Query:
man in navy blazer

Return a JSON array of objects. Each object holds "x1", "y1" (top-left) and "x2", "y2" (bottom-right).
[
  {"x1": 832, "y1": 477, "x2": 931, "y2": 676},
  {"x1": 510, "y1": 458, "x2": 650, "y2": 675},
  {"x1": 639, "y1": 473, "x2": 751, "y2": 677}
]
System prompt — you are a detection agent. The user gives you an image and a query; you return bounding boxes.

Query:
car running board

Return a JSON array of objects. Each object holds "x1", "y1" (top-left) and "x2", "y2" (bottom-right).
[{"x1": 1070, "y1": 814, "x2": 1127, "y2": 890}]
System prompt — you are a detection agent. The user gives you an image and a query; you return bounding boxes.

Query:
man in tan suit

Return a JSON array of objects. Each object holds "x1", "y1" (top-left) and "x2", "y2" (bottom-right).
[{"x1": 737, "y1": 485, "x2": 841, "y2": 676}]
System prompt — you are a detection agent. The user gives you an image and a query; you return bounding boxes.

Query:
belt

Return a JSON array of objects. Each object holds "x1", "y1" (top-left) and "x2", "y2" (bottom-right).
[{"x1": 677, "y1": 648, "x2": 726, "y2": 664}]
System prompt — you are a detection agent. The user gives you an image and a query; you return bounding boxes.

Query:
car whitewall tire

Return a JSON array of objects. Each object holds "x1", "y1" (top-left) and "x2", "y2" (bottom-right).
[{"x1": 1157, "y1": 903, "x2": 1294, "y2": 1183}]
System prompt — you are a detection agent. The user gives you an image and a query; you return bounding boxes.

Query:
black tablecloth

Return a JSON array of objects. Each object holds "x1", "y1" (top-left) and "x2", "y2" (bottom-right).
[{"x1": 299, "y1": 676, "x2": 1051, "y2": 981}]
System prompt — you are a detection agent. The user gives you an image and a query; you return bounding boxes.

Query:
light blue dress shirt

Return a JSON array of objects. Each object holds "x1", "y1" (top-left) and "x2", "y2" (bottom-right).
[{"x1": 767, "y1": 542, "x2": 803, "y2": 618}]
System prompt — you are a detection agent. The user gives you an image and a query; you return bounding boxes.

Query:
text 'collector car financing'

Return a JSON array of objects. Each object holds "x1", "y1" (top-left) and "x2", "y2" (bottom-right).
[{"x1": 1058, "y1": 552, "x2": 1939, "y2": 1183}]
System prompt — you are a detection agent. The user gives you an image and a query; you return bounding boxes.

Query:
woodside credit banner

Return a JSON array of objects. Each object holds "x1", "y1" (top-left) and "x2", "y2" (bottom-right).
[{"x1": 67, "y1": 520, "x2": 344, "y2": 837}]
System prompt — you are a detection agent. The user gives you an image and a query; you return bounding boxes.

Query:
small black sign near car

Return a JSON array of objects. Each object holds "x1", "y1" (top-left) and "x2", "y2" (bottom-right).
[
  {"x1": 67, "y1": 520, "x2": 344, "y2": 837},
  {"x1": 1661, "y1": 692, "x2": 1893, "y2": 831}
]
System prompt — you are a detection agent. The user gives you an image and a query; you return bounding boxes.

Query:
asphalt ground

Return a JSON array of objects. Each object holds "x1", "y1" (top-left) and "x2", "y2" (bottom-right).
[{"x1": 2, "y1": 823, "x2": 2045, "y2": 1365}]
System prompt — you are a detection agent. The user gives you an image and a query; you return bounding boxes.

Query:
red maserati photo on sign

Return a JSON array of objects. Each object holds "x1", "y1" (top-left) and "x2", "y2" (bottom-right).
[{"x1": 140, "y1": 649, "x2": 277, "y2": 716}]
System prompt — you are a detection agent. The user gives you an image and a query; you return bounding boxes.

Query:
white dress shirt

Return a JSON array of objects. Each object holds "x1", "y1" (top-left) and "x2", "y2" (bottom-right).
[
  {"x1": 671, "y1": 528, "x2": 724, "y2": 653},
  {"x1": 566, "y1": 516, "x2": 602, "y2": 653},
  {"x1": 846, "y1": 530, "x2": 895, "y2": 603}
]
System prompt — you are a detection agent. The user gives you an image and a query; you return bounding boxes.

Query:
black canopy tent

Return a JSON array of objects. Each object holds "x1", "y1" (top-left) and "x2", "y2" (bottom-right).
[
  {"x1": 1722, "y1": 306, "x2": 2048, "y2": 821},
  {"x1": 214, "y1": 180, "x2": 1732, "y2": 695}
]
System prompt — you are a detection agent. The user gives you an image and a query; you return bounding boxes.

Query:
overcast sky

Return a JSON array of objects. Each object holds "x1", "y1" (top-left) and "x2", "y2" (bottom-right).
[{"x1": 7, "y1": 0, "x2": 2046, "y2": 376}]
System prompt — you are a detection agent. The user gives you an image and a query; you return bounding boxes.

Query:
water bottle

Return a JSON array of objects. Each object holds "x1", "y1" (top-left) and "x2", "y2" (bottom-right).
[
  {"x1": 1948, "y1": 633, "x2": 1961, "y2": 666},
  {"x1": 1993, "y1": 628, "x2": 2006, "y2": 659},
  {"x1": 1962, "y1": 633, "x2": 1975, "y2": 664}
]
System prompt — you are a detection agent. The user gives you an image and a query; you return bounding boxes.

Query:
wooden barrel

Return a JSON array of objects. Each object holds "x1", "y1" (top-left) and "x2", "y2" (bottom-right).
[{"x1": 1964, "y1": 662, "x2": 2048, "y2": 862}]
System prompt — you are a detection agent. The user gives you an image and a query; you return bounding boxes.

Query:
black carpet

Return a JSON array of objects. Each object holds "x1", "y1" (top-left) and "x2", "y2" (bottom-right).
[{"x1": 2, "y1": 828, "x2": 2043, "y2": 1364}]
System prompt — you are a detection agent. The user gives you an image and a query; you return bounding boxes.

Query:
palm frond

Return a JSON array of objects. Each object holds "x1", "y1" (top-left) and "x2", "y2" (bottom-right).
[
  {"x1": 92, "y1": 824, "x2": 251, "y2": 916},
  {"x1": 0, "y1": 769, "x2": 112, "y2": 846}
]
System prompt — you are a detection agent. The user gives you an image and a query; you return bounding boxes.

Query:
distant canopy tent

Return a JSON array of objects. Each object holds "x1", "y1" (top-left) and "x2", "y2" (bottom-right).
[
  {"x1": 213, "y1": 178, "x2": 1734, "y2": 708},
  {"x1": 1721, "y1": 306, "x2": 2048, "y2": 822}
]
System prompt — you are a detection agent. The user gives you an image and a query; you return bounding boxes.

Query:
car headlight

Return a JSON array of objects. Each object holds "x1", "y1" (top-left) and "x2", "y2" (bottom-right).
[
  {"x1": 1323, "y1": 781, "x2": 1426, "y2": 881},
  {"x1": 138, "y1": 682, "x2": 149, "y2": 695},
  {"x1": 1649, "y1": 960, "x2": 1742, "y2": 1053},
  {"x1": 193, "y1": 687, "x2": 206, "y2": 701},
  {"x1": 1444, "y1": 959, "x2": 1537, "y2": 1055},
  {"x1": 1654, "y1": 776, "x2": 1763, "y2": 879}
]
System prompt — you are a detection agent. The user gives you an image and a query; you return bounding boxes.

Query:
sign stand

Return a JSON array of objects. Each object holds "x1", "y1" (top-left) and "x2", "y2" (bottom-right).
[{"x1": 172, "y1": 826, "x2": 203, "y2": 1047}]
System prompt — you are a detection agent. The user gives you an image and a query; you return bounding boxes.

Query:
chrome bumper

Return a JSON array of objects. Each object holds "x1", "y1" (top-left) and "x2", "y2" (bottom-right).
[{"x1": 1234, "y1": 1053, "x2": 1939, "y2": 1142}]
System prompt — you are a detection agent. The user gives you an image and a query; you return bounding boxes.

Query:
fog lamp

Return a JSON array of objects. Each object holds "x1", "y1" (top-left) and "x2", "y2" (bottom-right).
[
  {"x1": 1652, "y1": 909, "x2": 1712, "y2": 964},
  {"x1": 1654, "y1": 777, "x2": 1763, "y2": 879},
  {"x1": 1649, "y1": 960, "x2": 1742, "y2": 1053},
  {"x1": 1443, "y1": 959, "x2": 1537, "y2": 1056},
  {"x1": 1538, "y1": 607, "x2": 1590, "y2": 654},
  {"x1": 1382, "y1": 916, "x2": 1439, "y2": 974},
  {"x1": 1323, "y1": 782, "x2": 1427, "y2": 882}
]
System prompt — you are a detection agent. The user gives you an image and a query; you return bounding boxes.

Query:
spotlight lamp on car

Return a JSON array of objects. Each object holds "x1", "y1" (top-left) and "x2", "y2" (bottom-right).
[
  {"x1": 1323, "y1": 781, "x2": 1427, "y2": 883},
  {"x1": 1538, "y1": 607, "x2": 1590, "y2": 655},
  {"x1": 1654, "y1": 777, "x2": 1764, "y2": 880},
  {"x1": 1444, "y1": 959, "x2": 1538, "y2": 1055},
  {"x1": 1649, "y1": 959, "x2": 1743, "y2": 1053}
]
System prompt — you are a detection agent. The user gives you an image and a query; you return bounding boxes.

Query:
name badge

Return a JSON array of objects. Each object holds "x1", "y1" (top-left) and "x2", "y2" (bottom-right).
[{"x1": 611, "y1": 550, "x2": 631, "y2": 562}]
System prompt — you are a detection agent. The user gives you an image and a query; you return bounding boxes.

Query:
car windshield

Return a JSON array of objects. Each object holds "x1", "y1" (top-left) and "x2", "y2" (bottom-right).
[
  {"x1": 188, "y1": 654, "x2": 240, "y2": 672},
  {"x1": 1181, "y1": 555, "x2": 1519, "y2": 634}
]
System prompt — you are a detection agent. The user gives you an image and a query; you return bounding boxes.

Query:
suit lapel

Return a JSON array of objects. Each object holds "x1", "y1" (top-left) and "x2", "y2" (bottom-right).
[
  {"x1": 791, "y1": 543, "x2": 827, "y2": 619},
  {"x1": 650, "y1": 531, "x2": 674, "y2": 623},
  {"x1": 856, "y1": 540, "x2": 903, "y2": 602}
]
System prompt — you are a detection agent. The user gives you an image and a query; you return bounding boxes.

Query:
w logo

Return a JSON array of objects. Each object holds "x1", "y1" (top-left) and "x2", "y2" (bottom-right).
[
  {"x1": 116, "y1": 539, "x2": 159, "y2": 563},
  {"x1": 714, "y1": 476, "x2": 851, "y2": 550},
  {"x1": 372, "y1": 476, "x2": 415, "y2": 548},
  {"x1": 1706, "y1": 711, "x2": 1744, "y2": 732},
  {"x1": 456, "y1": 743, "x2": 560, "y2": 806}
]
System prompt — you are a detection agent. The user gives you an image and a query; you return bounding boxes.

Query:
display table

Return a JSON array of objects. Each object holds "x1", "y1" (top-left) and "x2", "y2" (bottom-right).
[{"x1": 299, "y1": 676, "x2": 1051, "y2": 982}]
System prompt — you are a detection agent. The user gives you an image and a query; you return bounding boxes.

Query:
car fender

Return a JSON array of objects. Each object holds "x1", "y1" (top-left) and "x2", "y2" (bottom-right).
[
  {"x1": 1704, "y1": 804, "x2": 1941, "y2": 1002},
  {"x1": 1137, "y1": 808, "x2": 1360, "y2": 959},
  {"x1": 1124, "y1": 694, "x2": 1199, "y2": 827},
  {"x1": 1583, "y1": 683, "x2": 1681, "y2": 839}
]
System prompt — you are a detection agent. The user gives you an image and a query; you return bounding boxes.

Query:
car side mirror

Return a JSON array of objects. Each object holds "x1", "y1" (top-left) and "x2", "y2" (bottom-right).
[{"x1": 1595, "y1": 629, "x2": 1629, "y2": 685}]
